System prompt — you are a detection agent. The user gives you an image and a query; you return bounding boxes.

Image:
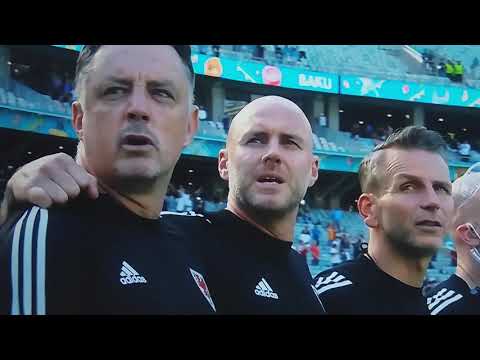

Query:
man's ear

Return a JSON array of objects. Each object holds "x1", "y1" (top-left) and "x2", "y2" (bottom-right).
[
  {"x1": 72, "y1": 101, "x2": 84, "y2": 140},
  {"x1": 358, "y1": 193, "x2": 378, "y2": 228},
  {"x1": 218, "y1": 149, "x2": 229, "y2": 181},
  {"x1": 184, "y1": 105, "x2": 199, "y2": 147},
  {"x1": 456, "y1": 223, "x2": 480, "y2": 248},
  {"x1": 308, "y1": 156, "x2": 319, "y2": 187}
]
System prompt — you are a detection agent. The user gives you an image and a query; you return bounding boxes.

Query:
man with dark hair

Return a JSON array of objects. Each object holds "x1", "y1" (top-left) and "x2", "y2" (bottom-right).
[
  {"x1": 0, "y1": 45, "x2": 218, "y2": 314},
  {"x1": 314, "y1": 126, "x2": 455, "y2": 314},
  {"x1": 425, "y1": 162, "x2": 480, "y2": 314}
]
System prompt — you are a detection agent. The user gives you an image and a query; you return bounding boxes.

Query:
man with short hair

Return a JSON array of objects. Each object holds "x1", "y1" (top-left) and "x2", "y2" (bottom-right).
[
  {"x1": 314, "y1": 126, "x2": 455, "y2": 314},
  {"x1": 425, "y1": 162, "x2": 480, "y2": 314},
  {"x1": 0, "y1": 45, "x2": 218, "y2": 314}
]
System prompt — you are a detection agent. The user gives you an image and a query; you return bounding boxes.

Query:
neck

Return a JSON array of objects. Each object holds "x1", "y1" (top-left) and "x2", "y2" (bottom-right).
[
  {"x1": 78, "y1": 154, "x2": 166, "y2": 219},
  {"x1": 367, "y1": 231, "x2": 430, "y2": 288},
  {"x1": 226, "y1": 200, "x2": 296, "y2": 242},
  {"x1": 99, "y1": 180, "x2": 166, "y2": 219},
  {"x1": 456, "y1": 250, "x2": 480, "y2": 289}
]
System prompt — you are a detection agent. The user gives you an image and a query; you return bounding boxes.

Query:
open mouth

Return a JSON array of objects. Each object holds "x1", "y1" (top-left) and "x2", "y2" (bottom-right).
[
  {"x1": 415, "y1": 220, "x2": 442, "y2": 227},
  {"x1": 121, "y1": 134, "x2": 154, "y2": 147},
  {"x1": 257, "y1": 175, "x2": 285, "y2": 184}
]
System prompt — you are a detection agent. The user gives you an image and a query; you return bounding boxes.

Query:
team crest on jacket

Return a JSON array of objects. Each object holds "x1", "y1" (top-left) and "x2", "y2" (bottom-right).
[{"x1": 190, "y1": 268, "x2": 216, "y2": 312}]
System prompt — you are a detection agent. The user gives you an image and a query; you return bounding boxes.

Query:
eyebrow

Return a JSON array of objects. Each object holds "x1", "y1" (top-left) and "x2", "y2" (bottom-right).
[
  {"x1": 393, "y1": 173, "x2": 451, "y2": 189},
  {"x1": 102, "y1": 76, "x2": 177, "y2": 89},
  {"x1": 240, "y1": 130, "x2": 306, "y2": 144},
  {"x1": 283, "y1": 133, "x2": 305, "y2": 144}
]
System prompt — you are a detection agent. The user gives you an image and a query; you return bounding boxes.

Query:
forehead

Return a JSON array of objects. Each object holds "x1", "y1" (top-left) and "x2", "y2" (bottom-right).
[
  {"x1": 383, "y1": 148, "x2": 450, "y2": 183},
  {"x1": 237, "y1": 106, "x2": 311, "y2": 139},
  {"x1": 88, "y1": 45, "x2": 189, "y2": 85}
]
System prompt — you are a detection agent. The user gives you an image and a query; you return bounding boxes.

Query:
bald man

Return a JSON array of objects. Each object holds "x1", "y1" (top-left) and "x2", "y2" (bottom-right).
[
  {"x1": 2, "y1": 96, "x2": 325, "y2": 314},
  {"x1": 203, "y1": 96, "x2": 324, "y2": 313},
  {"x1": 426, "y1": 163, "x2": 480, "y2": 315}
]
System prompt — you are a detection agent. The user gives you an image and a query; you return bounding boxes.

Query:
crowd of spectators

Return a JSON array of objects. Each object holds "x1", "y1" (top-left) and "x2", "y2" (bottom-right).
[{"x1": 421, "y1": 50, "x2": 464, "y2": 83}]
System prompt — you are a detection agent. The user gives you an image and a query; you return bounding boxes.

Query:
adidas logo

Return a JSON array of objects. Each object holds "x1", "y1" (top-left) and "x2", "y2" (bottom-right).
[
  {"x1": 120, "y1": 261, "x2": 147, "y2": 285},
  {"x1": 254, "y1": 278, "x2": 279, "y2": 299}
]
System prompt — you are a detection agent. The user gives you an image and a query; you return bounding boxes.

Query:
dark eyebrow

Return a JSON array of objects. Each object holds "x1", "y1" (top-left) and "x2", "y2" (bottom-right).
[
  {"x1": 102, "y1": 77, "x2": 177, "y2": 89},
  {"x1": 147, "y1": 80, "x2": 177, "y2": 89},
  {"x1": 102, "y1": 76, "x2": 132, "y2": 86}
]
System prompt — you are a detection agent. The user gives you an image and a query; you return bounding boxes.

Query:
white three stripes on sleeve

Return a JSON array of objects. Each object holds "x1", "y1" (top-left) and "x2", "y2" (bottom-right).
[
  {"x1": 10, "y1": 207, "x2": 48, "y2": 315},
  {"x1": 315, "y1": 271, "x2": 353, "y2": 295},
  {"x1": 427, "y1": 288, "x2": 464, "y2": 315}
]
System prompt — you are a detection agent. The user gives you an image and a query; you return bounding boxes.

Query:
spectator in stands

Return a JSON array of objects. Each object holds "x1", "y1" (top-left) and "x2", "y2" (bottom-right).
[
  {"x1": 437, "y1": 59, "x2": 446, "y2": 77},
  {"x1": 164, "y1": 184, "x2": 178, "y2": 212},
  {"x1": 49, "y1": 67, "x2": 63, "y2": 100},
  {"x1": 351, "y1": 233, "x2": 361, "y2": 259},
  {"x1": 446, "y1": 60, "x2": 455, "y2": 81},
  {"x1": 314, "y1": 126, "x2": 454, "y2": 314},
  {"x1": 176, "y1": 185, "x2": 193, "y2": 212},
  {"x1": 447, "y1": 132, "x2": 459, "y2": 150},
  {"x1": 60, "y1": 73, "x2": 74, "y2": 103},
  {"x1": 275, "y1": 46, "x2": 284, "y2": 62},
  {"x1": 351, "y1": 122, "x2": 361, "y2": 140},
  {"x1": 453, "y1": 60, "x2": 464, "y2": 83},
  {"x1": 327, "y1": 223, "x2": 337, "y2": 246},
  {"x1": 330, "y1": 239, "x2": 342, "y2": 266},
  {"x1": 425, "y1": 163, "x2": 480, "y2": 314},
  {"x1": 318, "y1": 113, "x2": 328, "y2": 127},
  {"x1": 331, "y1": 208, "x2": 343, "y2": 231},
  {"x1": 310, "y1": 239, "x2": 320, "y2": 266},
  {"x1": 256, "y1": 45, "x2": 265, "y2": 59},
  {"x1": 212, "y1": 45, "x2": 220, "y2": 57},
  {"x1": 311, "y1": 224, "x2": 321, "y2": 244},
  {"x1": 298, "y1": 50, "x2": 308, "y2": 67},
  {"x1": 471, "y1": 57, "x2": 479, "y2": 78},
  {"x1": 472, "y1": 57, "x2": 479, "y2": 71},
  {"x1": 297, "y1": 239, "x2": 309, "y2": 258},
  {"x1": 193, "y1": 186, "x2": 205, "y2": 214},
  {"x1": 364, "y1": 123, "x2": 374, "y2": 139},
  {"x1": 422, "y1": 50, "x2": 434, "y2": 74},
  {"x1": 340, "y1": 233, "x2": 353, "y2": 262},
  {"x1": 300, "y1": 225, "x2": 312, "y2": 247},
  {"x1": 458, "y1": 139, "x2": 471, "y2": 162},
  {"x1": 222, "y1": 113, "x2": 230, "y2": 134}
]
